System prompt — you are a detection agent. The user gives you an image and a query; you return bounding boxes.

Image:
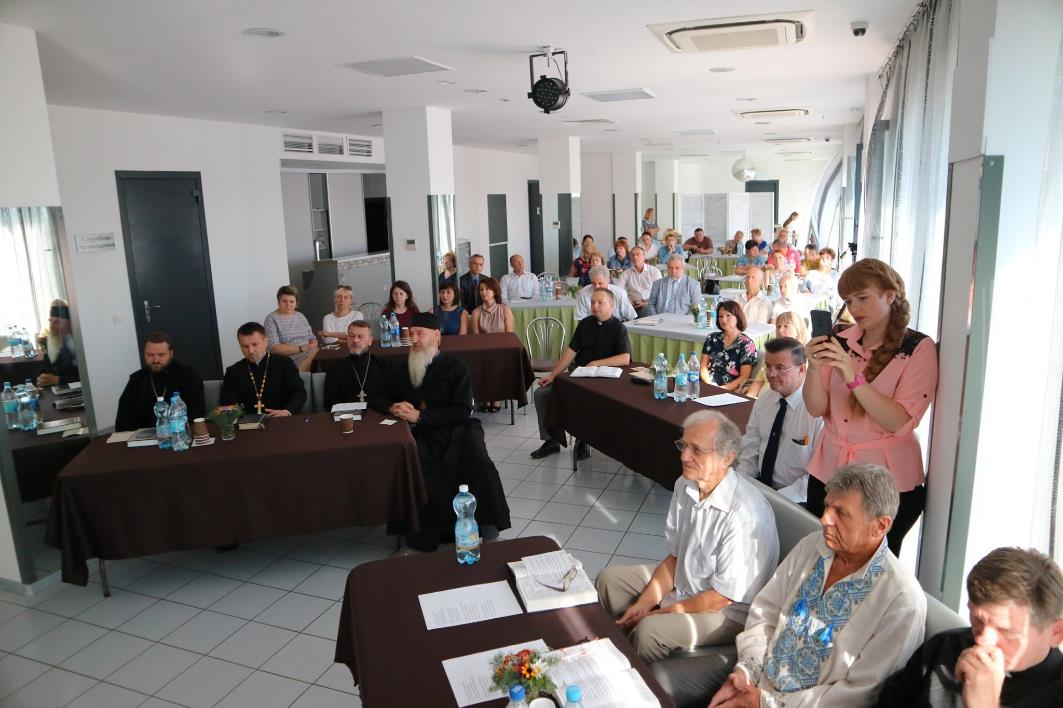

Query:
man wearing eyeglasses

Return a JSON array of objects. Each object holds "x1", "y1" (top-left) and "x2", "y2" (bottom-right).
[
  {"x1": 735, "y1": 337, "x2": 824, "y2": 503},
  {"x1": 595, "y1": 411, "x2": 779, "y2": 662}
]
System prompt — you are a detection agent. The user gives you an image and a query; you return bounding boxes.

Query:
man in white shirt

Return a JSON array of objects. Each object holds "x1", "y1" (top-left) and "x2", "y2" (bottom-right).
[
  {"x1": 736, "y1": 268, "x2": 773, "y2": 325},
  {"x1": 596, "y1": 411, "x2": 779, "y2": 662},
  {"x1": 499, "y1": 254, "x2": 539, "y2": 303},
  {"x1": 645, "y1": 254, "x2": 702, "y2": 316},
  {"x1": 735, "y1": 337, "x2": 823, "y2": 503},
  {"x1": 574, "y1": 266, "x2": 637, "y2": 321},
  {"x1": 771, "y1": 273, "x2": 811, "y2": 324},
  {"x1": 619, "y1": 246, "x2": 662, "y2": 317},
  {"x1": 709, "y1": 464, "x2": 926, "y2": 708}
]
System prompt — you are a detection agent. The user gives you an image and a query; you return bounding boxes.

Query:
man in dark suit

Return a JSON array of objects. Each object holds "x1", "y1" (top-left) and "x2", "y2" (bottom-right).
[
  {"x1": 115, "y1": 332, "x2": 205, "y2": 431},
  {"x1": 458, "y1": 253, "x2": 486, "y2": 313},
  {"x1": 220, "y1": 322, "x2": 306, "y2": 416}
]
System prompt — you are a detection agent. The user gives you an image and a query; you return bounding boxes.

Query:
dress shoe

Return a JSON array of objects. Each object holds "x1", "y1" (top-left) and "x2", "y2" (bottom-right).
[
  {"x1": 575, "y1": 442, "x2": 591, "y2": 460},
  {"x1": 530, "y1": 441, "x2": 561, "y2": 459}
]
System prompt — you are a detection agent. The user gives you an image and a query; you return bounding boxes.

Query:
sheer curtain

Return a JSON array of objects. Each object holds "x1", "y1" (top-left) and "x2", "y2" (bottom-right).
[
  {"x1": 0, "y1": 207, "x2": 67, "y2": 337},
  {"x1": 862, "y1": 0, "x2": 958, "y2": 333}
]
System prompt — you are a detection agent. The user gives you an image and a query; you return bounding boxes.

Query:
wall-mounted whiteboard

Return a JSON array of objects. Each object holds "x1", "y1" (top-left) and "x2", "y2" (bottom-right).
[{"x1": 678, "y1": 192, "x2": 777, "y2": 242}]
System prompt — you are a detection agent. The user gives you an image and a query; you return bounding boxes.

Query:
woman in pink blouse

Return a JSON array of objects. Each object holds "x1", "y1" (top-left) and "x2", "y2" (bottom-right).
[{"x1": 803, "y1": 258, "x2": 938, "y2": 554}]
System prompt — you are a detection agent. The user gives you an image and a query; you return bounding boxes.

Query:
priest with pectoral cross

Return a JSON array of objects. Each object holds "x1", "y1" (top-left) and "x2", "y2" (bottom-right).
[
  {"x1": 323, "y1": 320, "x2": 390, "y2": 411},
  {"x1": 115, "y1": 332, "x2": 205, "y2": 431},
  {"x1": 220, "y1": 321, "x2": 306, "y2": 416}
]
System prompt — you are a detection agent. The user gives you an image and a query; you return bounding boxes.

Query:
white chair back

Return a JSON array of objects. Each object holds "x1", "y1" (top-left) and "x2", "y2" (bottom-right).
[
  {"x1": 298, "y1": 371, "x2": 312, "y2": 413},
  {"x1": 525, "y1": 316, "x2": 566, "y2": 373},
  {"x1": 311, "y1": 372, "x2": 327, "y2": 412},
  {"x1": 358, "y1": 302, "x2": 384, "y2": 337}
]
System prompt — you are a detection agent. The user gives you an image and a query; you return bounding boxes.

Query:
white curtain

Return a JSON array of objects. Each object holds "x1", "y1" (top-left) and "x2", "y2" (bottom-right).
[
  {"x1": 863, "y1": 0, "x2": 958, "y2": 333},
  {"x1": 0, "y1": 207, "x2": 67, "y2": 337}
]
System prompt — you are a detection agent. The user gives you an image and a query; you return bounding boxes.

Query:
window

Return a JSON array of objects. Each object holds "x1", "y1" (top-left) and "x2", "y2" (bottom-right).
[{"x1": 309, "y1": 173, "x2": 332, "y2": 260}]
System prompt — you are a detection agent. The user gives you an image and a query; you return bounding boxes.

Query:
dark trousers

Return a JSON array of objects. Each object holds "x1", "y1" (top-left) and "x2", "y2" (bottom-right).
[{"x1": 805, "y1": 475, "x2": 926, "y2": 556}]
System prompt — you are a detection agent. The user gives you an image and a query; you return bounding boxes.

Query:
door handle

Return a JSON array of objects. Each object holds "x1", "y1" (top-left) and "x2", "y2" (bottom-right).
[{"x1": 143, "y1": 299, "x2": 161, "y2": 323}]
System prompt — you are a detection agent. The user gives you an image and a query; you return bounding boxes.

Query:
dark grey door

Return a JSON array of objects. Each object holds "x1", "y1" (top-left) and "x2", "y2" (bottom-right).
[
  {"x1": 745, "y1": 180, "x2": 780, "y2": 225},
  {"x1": 487, "y1": 194, "x2": 509, "y2": 279},
  {"x1": 557, "y1": 193, "x2": 573, "y2": 275},
  {"x1": 117, "y1": 172, "x2": 223, "y2": 379},
  {"x1": 528, "y1": 180, "x2": 544, "y2": 273}
]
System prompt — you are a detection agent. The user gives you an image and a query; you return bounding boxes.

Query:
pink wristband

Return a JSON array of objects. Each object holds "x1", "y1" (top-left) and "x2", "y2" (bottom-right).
[{"x1": 846, "y1": 373, "x2": 867, "y2": 390}]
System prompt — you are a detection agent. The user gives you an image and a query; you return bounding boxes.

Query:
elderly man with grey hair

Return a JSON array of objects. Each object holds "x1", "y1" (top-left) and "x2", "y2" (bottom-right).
[
  {"x1": 574, "y1": 265, "x2": 637, "y2": 321},
  {"x1": 595, "y1": 411, "x2": 779, "y2": 662},
  {"x1": 644, "y1": 254, "x2": 702, "y2": 316},
  {"x1": 706, "y1": 463, "x2": 927, "y2": 708}
]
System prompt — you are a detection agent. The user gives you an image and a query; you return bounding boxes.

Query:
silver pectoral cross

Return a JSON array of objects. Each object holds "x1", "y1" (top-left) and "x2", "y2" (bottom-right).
[{"x1": 357, "y1": 390, "x2": 366, "y2": 403}]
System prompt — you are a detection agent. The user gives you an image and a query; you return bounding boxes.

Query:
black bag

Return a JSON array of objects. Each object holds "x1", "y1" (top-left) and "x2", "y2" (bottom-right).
[{"x1": 702, "y1": 278, "x2": 721, "y2": 295}]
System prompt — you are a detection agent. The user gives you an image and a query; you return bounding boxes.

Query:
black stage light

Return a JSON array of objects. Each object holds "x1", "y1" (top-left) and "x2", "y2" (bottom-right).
[{"x1": 528, "y1": 48, "x2": 570, "y2": 114}]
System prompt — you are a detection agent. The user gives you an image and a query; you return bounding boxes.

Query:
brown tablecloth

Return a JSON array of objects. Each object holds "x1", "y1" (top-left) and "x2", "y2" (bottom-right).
[
  {"x1": 45, "y1": 409, "x2": 426, "y2": 585},
  {"x1": 11, "y1": 389, "x2": 90, "y2": 502},
  {"x1": 0, "y1": 353, "x2": 44, "y2": 386},
  {"x1": 334, "y1": 536, "x2": 675, "y2": 708},
  {"x1": 316, "y1": 333, "x2": 536, "y2": 407},
  {"x1": 544, "y1": 366, "x2": 754, "y2": 489}
]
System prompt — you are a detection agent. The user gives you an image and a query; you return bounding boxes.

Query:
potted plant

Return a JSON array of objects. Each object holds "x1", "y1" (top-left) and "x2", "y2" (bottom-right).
[
  {"x1": 209, "y1": 404, "x2": 243, "y2": 441},
  {"x1": 489, "y1": 647, "x2": 558, "y2": 703}
]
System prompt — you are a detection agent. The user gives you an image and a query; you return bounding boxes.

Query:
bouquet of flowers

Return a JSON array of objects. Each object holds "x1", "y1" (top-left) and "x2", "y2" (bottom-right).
[
  {"x1": 489, "y1": 647, "x2": 558, "y2": 699},
  {"x1": 209, "y1": 404, "x2": 243, "y2": 440}
]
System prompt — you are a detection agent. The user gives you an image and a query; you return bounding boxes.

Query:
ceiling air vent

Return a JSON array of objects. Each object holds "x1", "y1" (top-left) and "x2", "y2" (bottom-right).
[
  {"x1": 765, "y1": 137, "x2": 813, "y2": 145},
  {"x1": 648, "y1": 12, "x2": 812, "y2": 54},
  {"x1": 317, "y1": 135, "x2": 345, "y2": 155},
  {"x1": 674, "y1": 128, "x2": 719, "y2": 136},
  {"x1": 347, "y1": 137, "x2": 373, "y2": 158},
  {"x1": 582, "y1": 88, "x2": 656, "y2": 102},
  {"x1": 560, "y1": 118, "x2": 618, "y2": 125},
  {"x1": 738, "y1": 108, "x2": 809, "y2": 120},
  {"x1": 282, "y1": 132, "x2": 314, "y2": 153},
  {"x1": 339, "y1": 56, "x2": 454, "y2": 77}
]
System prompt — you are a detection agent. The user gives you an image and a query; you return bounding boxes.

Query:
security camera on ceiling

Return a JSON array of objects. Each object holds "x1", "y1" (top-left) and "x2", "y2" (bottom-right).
[
  {"x1": 851, "y1": 21, "x2": 868, "y2": 37},
  {"x1": 528, "y1": 46, "x2": 570, "y2": 114}
]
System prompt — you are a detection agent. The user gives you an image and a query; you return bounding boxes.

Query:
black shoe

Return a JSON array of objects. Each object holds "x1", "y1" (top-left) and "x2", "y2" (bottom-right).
[
  {"x1": 214, "y1": 543, "x2": 238, "y2": 553},
  {"x1": 575, "y1": 442, "x2": 591, "y2": 460},
  {"x1": 531, "y1": 441, "x2": 561, "y2": 459}
]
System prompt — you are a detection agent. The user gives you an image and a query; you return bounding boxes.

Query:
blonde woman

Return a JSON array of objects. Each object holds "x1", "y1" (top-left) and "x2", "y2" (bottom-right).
[
  {"x1": 641, "y1": 208, "x2": 659, "y2": 239},
  {"x1": 319, "y1": 286, "x2": 364, "y2": 344},
  {"x1": 745, "y1": 311, "x2": 809, "y2": 397}
]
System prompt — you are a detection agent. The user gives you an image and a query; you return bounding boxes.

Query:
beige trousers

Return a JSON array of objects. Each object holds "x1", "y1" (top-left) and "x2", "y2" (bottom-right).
[{"x1": 595, "y1": 563, "x2": 744, "y2": 662}]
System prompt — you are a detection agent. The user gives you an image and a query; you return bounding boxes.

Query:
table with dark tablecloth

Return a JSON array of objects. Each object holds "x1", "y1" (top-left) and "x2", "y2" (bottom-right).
[
  {"x1": 11, "y1": 388, "x2": 90, "y2": 502},
  {"x1": 0, "y1": 353, "x2": 44, "y2": 386},
  {"x1": 45, "y1": 409, "x2": 426, "y2": 585},
  {"x1": 315, "y1": 333, "x2": 536, "y2": 407},
  {"x1": 544, "y1": 367, "x2": 754, "y2": 489},
  {"x1": 334, "y1": 536, "x2": 676, "y2": 708}
]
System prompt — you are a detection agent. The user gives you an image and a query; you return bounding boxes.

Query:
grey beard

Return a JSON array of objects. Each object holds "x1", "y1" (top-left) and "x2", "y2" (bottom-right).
[
  {"x1": 408, "y1": 347, "x2": 437, "y2": 388},
  {"x1": 46, "y1": 334, "x2": 63, "y2": 363}
]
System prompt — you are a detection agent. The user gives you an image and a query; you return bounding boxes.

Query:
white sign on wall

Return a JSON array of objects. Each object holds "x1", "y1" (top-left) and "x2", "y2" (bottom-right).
[{"x1": 75, "y1": 232, "x2": 116, "y2": 253}]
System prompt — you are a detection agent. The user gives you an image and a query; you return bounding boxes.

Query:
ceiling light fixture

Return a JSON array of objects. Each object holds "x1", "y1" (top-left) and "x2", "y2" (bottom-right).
[
  {"x1": 438, "y1": 80, "x2": 458, "y2": 85},
  {"x1": 463, "y1": 88, "x2": 488, "y2": 94},
  {"x1": 341, "y1": 56, "x2": 455, "y2": 77},
  {"x1": 582, "y1": 88, "x2": 656, "y2": 102},
  {"x1": 736, "y1": 97, "x2": 757, "y2": 102},
  {"x1": 709, "y1": 66, "x2": 736, "y2": 73},
  {"x1": 243, "y1": 28, "x2": 285, "y2": 38},
  {"x1": 528, "y1": 46, "x2": 570, "y2": 114},
  {"x1": 264, "y1": 109, "x2": 287, "y2": 115}
]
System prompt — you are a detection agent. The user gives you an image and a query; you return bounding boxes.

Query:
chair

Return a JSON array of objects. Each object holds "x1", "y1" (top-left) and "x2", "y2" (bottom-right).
[
  {"x1": 311, "y1": 372, "x2": 327, "y2": 412},
  {"x1": 203, "y1": 379, "x2": 222, "y2": 413},
  {"x1": 299, "y1": 371, "x2": 312, "y2": 413},
  {"x1": 525, "y1": 316, "x2": 566, "y2": 373},
  {"x1": 537, "y1": 272, "x2": 561, "y2": 284},
  {"x1": 358, "y1": 302, "x2": 384, "y2": 337}
]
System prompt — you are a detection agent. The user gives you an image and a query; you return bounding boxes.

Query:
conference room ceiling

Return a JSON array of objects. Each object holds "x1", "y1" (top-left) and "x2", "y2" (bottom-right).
[{"x1": 2, "y1": 0, "x2": 916, "y2": 159}]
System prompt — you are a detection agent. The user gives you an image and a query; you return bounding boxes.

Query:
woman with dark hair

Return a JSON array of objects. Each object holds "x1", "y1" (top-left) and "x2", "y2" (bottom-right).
[
  {"x1": 433, "y1": 283, "x2": 467, "y2": 336},
  {"x1": 803, "y1": 258, "x2": 938, "y2": 554},
  {"x1": 438, "y1": 252, "x2": 458, "y2": 290},
  {"x1": 471, "y1": 276, "x2": 513, "y2": 412},
  {"x1": 699, "y1": 300, "x2": 758, "y2": 392},
  {"x1": 568, "y1": 234, "x2": 597, "y2": 280},
  {"x1": 264, "y1": 285, "x2": 317, "y2": 373},
  {"x1": 579, "y1": 252, "x2": 606, "y2": 287},
  {"x1": 382, "y1": 280, "x2": 420, "y2": 329},
  {"x1": 37, "y1": 298, "x2": 79, "y2": 387}
]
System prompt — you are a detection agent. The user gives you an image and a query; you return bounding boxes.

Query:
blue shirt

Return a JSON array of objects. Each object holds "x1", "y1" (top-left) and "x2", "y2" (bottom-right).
[{"x1": 738, "y1": 254, "x2": 768, "y2": 267}]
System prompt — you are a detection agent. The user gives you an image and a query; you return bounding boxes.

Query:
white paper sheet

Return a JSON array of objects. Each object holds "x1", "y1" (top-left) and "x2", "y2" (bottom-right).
[
  {"x1": 330, "y1": 402, "x2": 367, "y2": 413},
  {"x1": 418, "y1": 580, "x2": 522, "y2": 630},
  {"x1": 694, "y1": 393, "x2": 748, "y2": 407},
  {"x1": 442, "y1": 638, "x2": 549, "y2": 707},
  {"x1": 379, "y1": 419, "x2": 398, "y2": 425}
]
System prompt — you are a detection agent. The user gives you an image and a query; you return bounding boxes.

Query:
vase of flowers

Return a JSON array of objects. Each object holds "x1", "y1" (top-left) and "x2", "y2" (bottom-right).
[
  {"x1": 209, "y1": 404, "x2": 243, "y2": 441},
  {"x1": 489, "y1": 647, "x2": 558, "y2": 701}
]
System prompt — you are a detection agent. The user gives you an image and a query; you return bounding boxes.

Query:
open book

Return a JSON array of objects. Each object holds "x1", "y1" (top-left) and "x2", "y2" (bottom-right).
[
  {"x1": 37, "y1": 416, "x2": 85, "y2": 437},
  {"x1": 569, "y1": 366, "x2": 623, "y2": 379},
  {"x1": 546, "y1": 639, "x2": 660, "y2": 708},
  {"x1": 507, "y1": 550, "x2": 598, "y2": 613},
  {"x1": 238, "y1": 413, "x2": 267, "y2": 430}
]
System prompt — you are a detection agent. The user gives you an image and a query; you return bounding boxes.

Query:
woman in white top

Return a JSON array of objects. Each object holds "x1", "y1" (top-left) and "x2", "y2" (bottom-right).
[{"x1": 319, "y1": 285, "x2": 364, "y2": 344}]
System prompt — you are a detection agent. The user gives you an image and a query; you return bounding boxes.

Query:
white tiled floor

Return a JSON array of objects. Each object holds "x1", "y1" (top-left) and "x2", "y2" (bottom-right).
[{"x1": 0, "y1": 403, "x2": 671, "y2": 706}]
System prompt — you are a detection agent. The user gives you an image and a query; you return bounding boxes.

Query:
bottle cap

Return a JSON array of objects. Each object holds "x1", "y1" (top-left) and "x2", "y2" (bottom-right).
[
  {"x1": 566, "y1": 685, "x2": 582, "y2": 703},
  {"x1": 458, "y1": 484, "x2": 469, "y2": 493},
  {"x1": 509, "y1": 685, "x2": 525, "y2": 701}
]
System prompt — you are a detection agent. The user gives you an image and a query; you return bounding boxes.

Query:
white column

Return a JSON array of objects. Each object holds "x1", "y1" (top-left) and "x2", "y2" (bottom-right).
[
  {"x1": 537, "y1": 136, "x2": 581, "y2": 274},
  {"x1": 654, "y1": 159, "x2": 679, "y2": 232},
  {"x1": 611, "y1": 151, "x2": 642, "y2": 241},
  {"x1": 382, "y1": 106, "x2": 454, "y2": 305}
]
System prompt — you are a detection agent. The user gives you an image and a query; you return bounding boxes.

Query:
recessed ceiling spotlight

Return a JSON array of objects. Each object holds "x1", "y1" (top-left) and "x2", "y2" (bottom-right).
[
  {"x1": 438, "y1": 80, "x2": 458, "y2": 85},
  {"x1": 736, "y1": 97, "x2": 757, "y2": 102},
  {"x1": 463, "y1": 88, "x2": 488, "y2": 94},
  {"x1": 243, "y1": 28, "x2": 285, "y2": 38},
  {"x1": 708, "y1": 66, "x2": 736, "y2": 73},
  {"x1": 755, "y1": 121, "x2": 771, "y2": 125},
  {"x1": 264, "y1": 109, "x2": 286, "y2": 115},
  {"x1": 765, "y1": 132, "x2": 779, "y2": 135}
]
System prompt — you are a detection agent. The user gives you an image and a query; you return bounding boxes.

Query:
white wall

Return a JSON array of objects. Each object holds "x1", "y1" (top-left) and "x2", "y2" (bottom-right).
[
  {"x1": 580, "y1": 153, "x2": 613, "y2": 243},
  {"x1": 328, "y1": 173, "x2": 368, "y2": 257},
  {"x1": 281, "y1": 172, "x2": 312, "y2": 287},
  {"x1": 452, "y1": 145, "x2": 539, "y2": 275},
  {"x1": 48, "y1": 105, "x2": 289, "y2": 427}
]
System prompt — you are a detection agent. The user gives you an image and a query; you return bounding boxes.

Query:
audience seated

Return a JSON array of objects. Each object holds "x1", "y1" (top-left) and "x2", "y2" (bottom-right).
[
  {"x1": 319, "y1": 285, "x2": 364, "y2": 344},
  {"x1": 727, "y1": 230, "x2": 746, "y2": 253},
  {"x1": 878, "y1": 547, "x2": 1063, "y2": 707},
  {"x1": 323, "y1": 320, "x2": 391, "y2": 410},
  {"x1": 801, "y1": 244, "x2": 820, "y2": 274},
  {"x1": 639, "y1": 231, "x2": 661, "y2": 262},
  {"x1": 749, "y1": 228, "x2": 770, "y2": 254},
  {"x1": 619, "y1": 245, "x2": 662, "y2": 317},
  {"x1": 471, "y1": 276, "x2": 513, "y2": 336},
  {"x1": 700, "y1": 300, "x2": 758, "y2": 392},
  {"x1": 499, "y1": 254, "x2": 538, "y2": 303},
  {"x1": 37, "y1": 298, "x2": 80, "y2": 388},
  {"x1": 433, "y1": 283, "x2": 468, "y2": 335},
  {"x1": 370, "y1": 312, "x2": 510, "y2": 552},
  {"x1": 772, "y1": 238, "x2": 803, "y2": 273},
  {"x1": 575, "y1": 266, "x2": 637, "y2": 322},
  {"x1": 569, "y1": 234, "x2": 597, "y2": 282},
  {"x1": 115, "y1": 331, "x2": 205, "y2": 431},
  {"x1": 264, "y1": 285, "x2": 318, "y2": 373},
  {"x1": 707, "y1": 464, "x2": 926, "y2": 708},
  {"x1": 804, "y1": 247, "x2": 841, "y2": 305},
  {"x1": 596, "y1": 410, "x2": 778, "y2": 662},
  {"x1": 608, "y1": 240, "x2": 632, "y2": 270},
  {"x1": 683, "y1": 228, "x2": 715, "y2": 255},
  {"x1": 657, "y1": 230, "x2": 688, "y2": 262},
  {"x1": 734, "y1": 337, "x2": 823, "y2": 503},
  {"x1": 438, "y1": 251, "x2": 458, "y2": 291},
  {"x1": 578, "y1": 251, "x2": 607, "y2": 287},
  {"x1": 531, "y1": 287, "x2": 631, "y2": 460},
  {"x1": 735, "y1": 240, "x2": 768, "y2": 275},
  {"x1": 458, "y1": 254, "x2": 486, "y2": 313},
  {"x1": 736, "y1": 268, "x2": 773, "y2": 326},
  {"x1": 642, "y1": 208, "x2": 659, "y2": 240},
  {"x1": 771, "y1": 274, "x2": 812, "y2": 324},
  {"x1": 220, "y1": 321, "x2": 306, "y2": 417},
  {"x1": 645, "y1": 255, "x2": 701, "y2": 316},
  {"x1": 745, "y1": 312, "x2": 810, "y2": 398},
  {"x1": 382, "y1": 280, "x2": 420, "y2": 329}
]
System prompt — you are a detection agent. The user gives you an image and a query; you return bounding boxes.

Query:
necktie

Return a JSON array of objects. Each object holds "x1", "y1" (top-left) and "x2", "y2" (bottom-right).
[
  {"x1": 759, "y1": 397, "x2": 788, "y2": 488},
  {"x1": 666, "y1": 279, "x2": 678, "y2": 312}
]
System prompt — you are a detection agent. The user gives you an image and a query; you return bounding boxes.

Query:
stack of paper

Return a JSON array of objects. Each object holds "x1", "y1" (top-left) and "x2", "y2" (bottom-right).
[
  {"x1": 508, "y1": 550, "x2": 598, "y2": 613},
  {"x1": 546, "y1": 639, "x2": 660, "y2": 708},
  {"x1": 570, "y1": 366, "x2": 623, "y2": 379}
]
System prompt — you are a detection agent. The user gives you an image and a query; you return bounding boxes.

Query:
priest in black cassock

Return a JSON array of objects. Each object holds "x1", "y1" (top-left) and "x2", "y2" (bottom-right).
[
  {"x1": 219, "y1": 322, "x2": 306, "y2": 416},
  {"x1": 323, "y1": 320, "x2": 391, "y2": 411},
  {"x1": 115, "y1": 332, "x2": 205, "y2": 431},
  {"x1": 373, "y1": 311, "x2": 510, "y2": 552}
]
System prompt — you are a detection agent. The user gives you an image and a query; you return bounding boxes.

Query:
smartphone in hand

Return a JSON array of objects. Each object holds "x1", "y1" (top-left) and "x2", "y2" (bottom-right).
[{"x1": 810, "y1": 309, "x2": 834, "y2": 340}]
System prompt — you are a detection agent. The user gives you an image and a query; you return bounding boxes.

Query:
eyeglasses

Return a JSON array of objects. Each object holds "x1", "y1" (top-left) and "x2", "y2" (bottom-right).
[
  {"x1": 535, "y1": 564, "x2": 579, "y2": 593},
  {"x1": 765, "y1": 364, "x2": 799, "y2": 376},
  {"x1": 674, "y1": 440, "x2": 716, "y2": 456}
]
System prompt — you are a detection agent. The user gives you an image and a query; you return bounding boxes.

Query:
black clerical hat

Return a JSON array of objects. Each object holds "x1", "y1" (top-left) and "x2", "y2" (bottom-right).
[{"x1": 410, "y1": 312, "x2": 441, "y2": 330}]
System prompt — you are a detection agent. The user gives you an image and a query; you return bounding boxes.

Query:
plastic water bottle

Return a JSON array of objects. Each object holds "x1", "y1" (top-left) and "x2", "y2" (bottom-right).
[
  {"x1": 1, "y1": 383, "x2": 16, "y2": 430},
  {"x1": 389, "y1": 313, "x2": 401, "y2": 345},
  {"x1": 652, "y1": 353, "x2": 668, "y2": 401},
  {"x1": 674, "y1": 354, "x2": 689, "y2": 403},
  {"x1": 17, "y1": 388, "x2": 36, "y2": 431},
  {"x1": 506, "y1": 684, "x2": 527, "y2": 707},
  {"x1": 154, "y1": 396, "x2": 172, "y2": 449},
  {"x1": 8, "y1": 328, "x2": 23, "y2": 359},
  {"x1": 169, "y1": 392, "x2": 189, "y2": 452},
  {"x1": 22, "y1": 379, "x2": 39, "y2": 424},
  {"x1": 379, "y1": 315, "x2": 391, "y2": 348},
  {"x1": 565, "y1": 685, "x2": 583, "y2": 706},
  {"x1": 688, "y1": 352, "x2": 701, "y2": 401},
  {"x1": 453, "y1": 484, "x2": 481, "y2": 565},
  {"x1": 21, "y1": 329, "x2": 34, "y2": 358}
]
